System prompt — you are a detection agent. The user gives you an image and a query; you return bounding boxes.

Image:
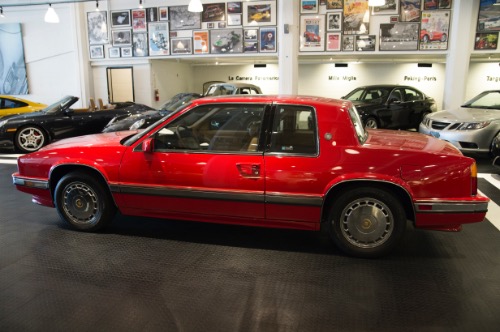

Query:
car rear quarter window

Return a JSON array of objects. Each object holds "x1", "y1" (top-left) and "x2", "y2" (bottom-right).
[
  {"x1": 269, "y1": 105, "x2": 317, "y2": 155},
  {"x1": 2, "y1": 99, "x2": 27, "y2": 108}
]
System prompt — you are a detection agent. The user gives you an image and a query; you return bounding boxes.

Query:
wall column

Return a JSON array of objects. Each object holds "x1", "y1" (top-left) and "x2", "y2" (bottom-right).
[{"x1": 278, "y1": 0, "x2": 299, "y2": 94}]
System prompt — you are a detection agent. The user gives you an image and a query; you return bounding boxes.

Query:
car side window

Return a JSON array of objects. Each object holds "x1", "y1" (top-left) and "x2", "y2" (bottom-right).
[
  {"x1": 153, "y1": 104, "x2": 265, "y2": 153},
  {"x1": 403, "y1": 88, "x2": 422, "y2": 102},
  {"x1": 3, "y1": 99, "x2": 26, "y2": 108},
  {"x1": 269, "y1": 105, "x2": 317, "y2": 155},
  {"x1": 389, "y1": 89, "x2": 403, "y2": 102}
]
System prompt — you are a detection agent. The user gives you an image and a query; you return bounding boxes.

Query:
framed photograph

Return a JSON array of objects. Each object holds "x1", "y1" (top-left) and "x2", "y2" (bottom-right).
[
  {"x1": 423, "y1": 0, "x2": 438, "y2": 10},
  {"x1": 343, "y1": 0, "x2": 369, "y2": 35},
  {"x1": 243, "y1": 1, "x2": 277, "y2": 27},
  {"x1": 380, "y1": 22, "x2": 419, "y2": 50},
  {"x1": 132, "y1": 9, "x2": 147, "y2": 32},
  {"x1": 228, "y1": 2, "x2": 243, "y2": 14},
  {"x1": 477, "y1": 1, "x2": 500, "y2": 33},
  {"x1": 439, "y1": 0, "x2": 452, "y2": 9},
  {"x1": 171, "y1": 37, "x2": 193, "y2": 54},
  {"x1": 474, "y1": 33, "x2": 498, "y2": 50},
  {"x1": 111, "y1": 10, "x2": 131, "y2": 28},
  {"x1": 326, "y1": 32, "x2": 341, "y2": 51},
  {"x1": 207, "y1": 23, "x2": 215, "y2": 29},
  {"x1": 342, "y1": 35, "x2": 355, "y2": 51},
  {"x1": 390, "y1": 16, "x2": 399, "y2": 23},
  {"x1": 193, "y1": 30, "x2": 210, "y2": 54},
  {"x1": 202, "y1": 3, "x2": 226, "y2": 22},
  {"x1": 301, "y1": 0, "x2": 319, "y2": 14},
  {"x1": 121, "y1": 47, "x2": 132, "y2": 57},
  {"x1": 159, "y1": 7, "x2": 169, "y2": 21},
  {"x1": 149, "y1": 22, "x2": 169, "y2": 56},
  {"x1": 243, "y1": 28, "x2": 259, "y2": 53},
  {"x1": 228, "y1": 14, "x2": 242, "y2": 26},
  {"x1": 419, "y1": 10, "x2": 450, "y2": 50},
  {"x1": 356, "y1": 35, "x2": 376, "y2": 51},
  {"x1": 260, "y1": 27, "x2": 277, "y2": 52},
  {"x1": 170, "y1": 31, "x2": 178, "y2": 38},
  {"x1": 133, "y1": 32, "x2": 148, "y2": 57},
  {"x1": 111, "y1": 29, "x2": 132, "y2": 46},
  {"x1": 372, "y1": 0, "x2": 399, "y2": 15},
  {"x1": 89, "y1": 45, "x2": 104, "y2": 59},
  {"x1": 210, "y1": 28, "x2": 243, "y2": 53},
  {"x1": 169, "y1": 6, "x2": 202, "y2": 31},
  {"x1": 400, "y1": 0, "x2": 421, "y2": 22},
  {"x1": 87, "y1": 11, "x2": 108, "y2": 44},
  {"x1": 327, "y1": 12, "x2": 342, "y2": 31},
  {"x1": 146, "y1": 7, "x2": 158, "y2": 22},
  {"x1": 109, "y1": 47, "x2": 120, "y2": 58},
  {"x1": 218, "y1": 22, "x2": 227, "y2": 29},
  {"x1": 326, "y1": 0, "x2": 343, "y2": 10},
  {"x1": 300, "y1": 15, "x2": 325, "y2": 51}
]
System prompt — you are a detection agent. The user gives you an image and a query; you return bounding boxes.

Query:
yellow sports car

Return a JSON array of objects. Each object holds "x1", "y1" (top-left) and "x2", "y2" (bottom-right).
[{"x1": 0, "y1": 95, "x2": 47, "y2": 117}]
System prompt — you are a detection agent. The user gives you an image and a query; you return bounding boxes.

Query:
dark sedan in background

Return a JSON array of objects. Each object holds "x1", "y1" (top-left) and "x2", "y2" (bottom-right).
[
  {"x1": 342, "y1": 85, "x2": 437, "y2": 130},
  {"x1": 0, "y1": 95, "x2": 152, "y2": 153}
]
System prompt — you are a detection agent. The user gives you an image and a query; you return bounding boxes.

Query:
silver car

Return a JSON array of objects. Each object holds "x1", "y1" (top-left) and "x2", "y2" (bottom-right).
[{"x1": 419, "y1": 90, "x2": 500, "y2": 154}]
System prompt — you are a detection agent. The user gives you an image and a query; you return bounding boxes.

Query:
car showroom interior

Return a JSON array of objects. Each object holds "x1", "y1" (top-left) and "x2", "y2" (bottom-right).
[{"x1": 0, "y1": 0, "x2": 499, "y2": 330}]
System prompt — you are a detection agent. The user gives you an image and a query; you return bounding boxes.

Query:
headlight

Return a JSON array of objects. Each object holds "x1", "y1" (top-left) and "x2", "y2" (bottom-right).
[
  {"x1": 0, "y1": 120, "x2": 7, "y2": 128},
  {"x1": 130, "y1": 118, "x2": 146, "y2": 130},
  {"x1": 457, "y1": 122, "x2": 490, "y2": 130}
]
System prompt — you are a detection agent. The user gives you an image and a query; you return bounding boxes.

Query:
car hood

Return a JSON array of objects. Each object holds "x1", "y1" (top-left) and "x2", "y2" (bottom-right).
[
  {"x1": 0, "y1": 110, "x2": 46, "y2": 122},
  {"x1": 427, "y1": 107, "x2": 500, "y2": 122},
  {"x1": 39, "y1": 130, "x2": 137, "y2": 151},
  {"x1": 365, "y1": 129, "x2": 462, "y2": 156}
]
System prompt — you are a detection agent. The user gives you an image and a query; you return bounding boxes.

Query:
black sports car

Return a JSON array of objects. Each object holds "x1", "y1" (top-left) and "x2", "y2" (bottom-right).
[
  {"x1": 342, "y1": 85, "x2": 437, "y2": 130},
  {"x1": 103, "y1": 92, "x2": 201, "y2": 133},
  {"x1": 0, "y1": 95, "x2": 153, "y2": 153}
]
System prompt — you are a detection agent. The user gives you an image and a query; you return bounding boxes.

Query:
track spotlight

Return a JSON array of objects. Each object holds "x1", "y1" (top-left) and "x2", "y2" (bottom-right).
[
  {"x1": 0, "y1": 7, "x2": 4, "y2": 18},
  {"x1": 44, "y1": 4, "x2": 60, "y2": 23},
  {"x1": 188, "y1": 0, "x2": 203, "y2": 13},
  {"x1": 139, "y1": 0, "x2": 143, "y2": 9}
]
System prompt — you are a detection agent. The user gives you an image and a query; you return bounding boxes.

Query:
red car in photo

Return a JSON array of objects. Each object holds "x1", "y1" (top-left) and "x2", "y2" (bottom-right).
[
  {"x1": 13, "y1": 95, "x2": 488, "y2": 258},
  {"x1": 304, "y1": 30, "x2": 321, "y2": 42},
  {"x1": 420, "y1": 29, "x2": 447, "y2": 43}
]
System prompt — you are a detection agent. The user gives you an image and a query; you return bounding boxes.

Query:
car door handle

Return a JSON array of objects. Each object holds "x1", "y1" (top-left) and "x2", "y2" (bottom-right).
[{"x1": 236, "y1": 163, "x2": 261, "y2": 178}]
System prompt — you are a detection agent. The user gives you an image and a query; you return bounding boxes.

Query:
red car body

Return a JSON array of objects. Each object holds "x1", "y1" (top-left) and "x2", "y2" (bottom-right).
[
  {"x1": 304, "y1": 31, "x2": 321, "y2": 42},
  {"x1": 420, "y1": 29, "x2": 447, "y2": 43},
  {"x1": 13, "y1": 95, "x2": 488, "y2": 257}
]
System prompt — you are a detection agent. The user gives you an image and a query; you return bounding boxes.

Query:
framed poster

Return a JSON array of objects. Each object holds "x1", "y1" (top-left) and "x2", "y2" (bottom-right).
[
  {"x1": 111, "y1": 29, "x2": 132, "y2": 46},
  {"x1": 301, "y1": 0, "x2": 319, "y2": 14},
  {"x1": 372, "y1": 0, "x2": 399, "y2": 15},
  {"x1": 228, "y1": 14, "x2": 242, "y2": 26},
  {"x1": 356, "y1": 35, "x2": 376, "y2": 51},
  {"x1": 326, "y1": 0, "x2": 343, "y2": 10},
  {"x1": 342, "y1": 35, "x2": 355, "y2": 51},
  {"x1": 149, "y1": 22, "x2": 169, "y2": 56},
  {"x1": 132, "y1": 9, "x2": 147, "y2": 32},
  {"x1": 419, "y1": 10, "x2": 450, "y2": 50},
  {"x1": 380, "y1": 22, "x2": 419, "y2": 50},
  {"x1": 146, "y1": 7, "x2": 158, "y2": 22},
  {"x1": 121, "y1": 47, "x2": 132, "y2": 57},
  {"x1": 438, "y1": 0, "x2": 452, "y2": 9},
  {"x1": 343, "y1": 0, "x2": 369, "y2": 35},
  {"x1": 109, "y1": 47, "x2": 120, "y2": 58},
  {"x1": 400, "y1": 0, "x2": 421, "y2": 22},
  {"x1": 300, "y1": 15, "x2": 325, "y2": 52},
  {"x1": 474, "y1": 32, "x2": 498, "y2": 50},
  {"x1": 171, "y1": 37, "x2": 193, "y2": 54},
  {"x1": 193, "y1": 30, "x2": 210, "y2": 54},
  {"x1": 89, "y1": 45, "x2": 104, "y2": 59},
  {"x1": 159, "y1": 7, "x2": 169, "y2": 21},
  {"x1": 243, "y1": 1, "x2": 277, "y2": 26},
  {"x1": 87, "y1": 11, "x2": 108, "y2": 44},
  {"x1": 169, "y1": 6, "x2": 202, "y2": 30},
  {"x1": 326, "y1": 32, "x2": 341, "y2": 51},
  {"x1": 111, "y1": 10, "x2": 131, "y2": 28},
  {"x1": 210, "y1": 28, "x2": 243, "y2": 53},
  {"x1": 260, "y1": 27, "x2": 277, "y2": 52},
  {"x1": 477, "y1": 1, "x2": 500, "y2": 33},
  {"x1": 133, "y1": 32, "x2": 149, "y2": 56},
  {"x1": 228, "y1": 2, "x2": 243, "y2": 14},
  {"x1": 202, "y1": 3, "x2": 226, "y2": 22},
  {"x1": 244, "y1": 28, "x2": 259, "y2": 53},
  {"x1": 327, "y1": 12, "x2": 342, "y2": 31}
]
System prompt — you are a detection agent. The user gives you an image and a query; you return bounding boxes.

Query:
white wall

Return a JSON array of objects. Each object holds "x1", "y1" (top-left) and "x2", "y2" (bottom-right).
[
  {"x1": 466, "y1": 63, "x2": 500, "y2": 102},
  {"x1": 151, "y1": 60, "x2": 193, "y2": 108}
]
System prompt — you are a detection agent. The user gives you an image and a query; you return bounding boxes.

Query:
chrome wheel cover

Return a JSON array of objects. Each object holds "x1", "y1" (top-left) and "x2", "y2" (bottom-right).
[
  {"x1": 339, "y1": 197, "x2": 394, "y2": 249},
  {"x1": 17, "y1": 127, "x2": 45, "y2": 152},
  {"x1": 62, "y1": 181, "x2": 101, "y2": 226},
  {"x1": 365, "y1": 119, "x2": 378, "y2": 129}
]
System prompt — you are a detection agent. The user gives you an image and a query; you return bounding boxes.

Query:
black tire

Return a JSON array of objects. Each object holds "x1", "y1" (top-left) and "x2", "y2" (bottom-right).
[
  {"x1": 422, "y1": 35, "x2": 429, "y2": 43},
  {"x1": 15, "y1": 125, "x2": 48, "y2": 153},
  {"x1": 327, "y1": 187, "x2": 406, "y2": 258},
  {"x1": 440, "y1": 34, "x2": 447, "y2": 42},
  {"x1": 364, "y1": 117, "x2": 379, "y2": 129},
  {"x1": 54, "y1": 171, "x2": 116, "y2": 231}
]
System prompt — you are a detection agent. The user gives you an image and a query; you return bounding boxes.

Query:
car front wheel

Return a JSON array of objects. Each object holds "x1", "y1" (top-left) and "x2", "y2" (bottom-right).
[
  {"x1": 15, "y1": 126, "x2": 48, "y2": 153},
  {"x1": 328, "y1": 187, "x2": 406, "y2": 258},
  {"x1": 55, "y1": 171, "x2": 116, "y2": 231},
  {"x1": 364, "y1": 117, "x2": 378, "y2": 129}
]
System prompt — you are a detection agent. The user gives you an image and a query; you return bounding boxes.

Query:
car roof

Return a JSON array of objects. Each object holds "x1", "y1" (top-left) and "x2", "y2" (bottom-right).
[
  {"x1": 190, "y1": 94, "x2": 348, "y2": 108},
  {"x1": 207, "y1": 82, "x2": 262, "y2": 89},
  {"x1": 354, "y1": 85, "x2": 417, "y2": 89}
]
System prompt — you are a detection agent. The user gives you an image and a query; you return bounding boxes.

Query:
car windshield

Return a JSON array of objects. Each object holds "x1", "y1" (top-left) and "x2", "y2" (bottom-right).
[
  {"x1": 348, "y1": 106, "x2": 368, "y2": 144},
  {"x1": 343, "y1": 87, "x2": 391, "y2": 103},
  {"x1": 462, "y1": 91, "x2": 500, "y2": 109},
  {"x1": 159, "y1": 94, "x2": 200, "y2": 112},
  {"x1": 43, "y1": 96, "x2": 77, "y2": 114}
]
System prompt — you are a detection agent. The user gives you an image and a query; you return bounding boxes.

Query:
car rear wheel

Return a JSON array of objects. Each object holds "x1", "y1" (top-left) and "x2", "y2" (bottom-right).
[
  {"x1": 55, "y1": 171, "x2": 116, "y2": 231},
  {"x1": 365, "y1": 117, "x2": 378, "y2": 129},
  {"x1": 15, "y1": 126, "x2": 48, "y2": 153},
  {"x1": 327, "y1": 187, "x2": 406, "y2": 258},
  {"x1": 440, "y1": 34, "x2": 447, "y2": 42}
]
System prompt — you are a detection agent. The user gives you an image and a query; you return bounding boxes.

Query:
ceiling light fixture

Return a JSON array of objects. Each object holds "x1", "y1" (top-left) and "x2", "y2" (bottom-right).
[
  {"x1": 188, "y1": 0, "x2": 203, "y2": 13},
  {"x1": 0, "y1": 7, "x2": 4, "y2": 18},
  {"x1": 368, "y1": 0, "x2": 385, "y2": 6},
  {"x1": 95, "y1": 0, "x2": 99, "y2": 11},
  {"x1": 44, "y1": 4, "x2": 59, "y2": 23},
  {"x1": 139, "y1": 0, "x2": 143, "y2": 9}
]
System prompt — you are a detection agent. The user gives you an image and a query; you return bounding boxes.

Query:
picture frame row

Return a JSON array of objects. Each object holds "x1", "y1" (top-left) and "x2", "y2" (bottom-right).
[{"x1": 301, "y1": 0, "x2": 452, "y2": 15}]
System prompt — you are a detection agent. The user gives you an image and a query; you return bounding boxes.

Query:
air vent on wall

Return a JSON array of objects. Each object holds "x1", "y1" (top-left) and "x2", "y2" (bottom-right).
[
  {"x1": 254, "y1": 64, "x2": 266, "y2": 68},
  {"x1": 335, "y1": 63, "x2": 348, "y2": 67},
  {"x1": 418, "y1": 63, "x2": 433, "y2": 67}
]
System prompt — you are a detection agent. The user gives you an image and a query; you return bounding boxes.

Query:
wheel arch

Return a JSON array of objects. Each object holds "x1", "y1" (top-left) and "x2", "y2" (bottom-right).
[{"x1": 321, "y1": 180, "x2": 415, "y2": 229}]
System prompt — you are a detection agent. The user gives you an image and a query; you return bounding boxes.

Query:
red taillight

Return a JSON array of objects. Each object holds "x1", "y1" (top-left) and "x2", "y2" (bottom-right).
[{"x1": 471, "y1": 162, "x2": 478, "y2": 196}]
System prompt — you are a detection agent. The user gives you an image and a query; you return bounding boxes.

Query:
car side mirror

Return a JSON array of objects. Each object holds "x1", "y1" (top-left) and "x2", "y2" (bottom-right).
[{"x1": 142, "y1": 137, "x2": 154, "y2": 153}]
